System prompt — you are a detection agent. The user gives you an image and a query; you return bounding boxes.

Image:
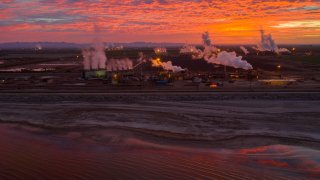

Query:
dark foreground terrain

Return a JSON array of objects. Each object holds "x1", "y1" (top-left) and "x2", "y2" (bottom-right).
[{"x1": 0, "y1": 92, "x2": 319, "y2": 179}]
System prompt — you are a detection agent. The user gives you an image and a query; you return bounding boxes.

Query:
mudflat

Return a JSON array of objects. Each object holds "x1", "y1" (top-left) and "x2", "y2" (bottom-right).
[{"x1": 0, "y1": 92, "x2": 319, "y2": 179}]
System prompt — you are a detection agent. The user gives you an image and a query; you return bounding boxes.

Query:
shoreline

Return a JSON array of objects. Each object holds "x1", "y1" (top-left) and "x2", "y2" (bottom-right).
[
  {"x1": 0, "y1": 123, "x2": 319, "y2": 179},
  {"x1": 0, "y1": 91, "x2": 320, "y2": 103},
  {"x1": 1, "y1": 97, "x2": 319, "y2": 149},
  {"x1": 0, "y1": 87, "x2": 320, "y2": 93},
  {"x1": 0, "y1": 92, "x2": 319, "y2": 178},
  {"x1": 1, "y1": 120, "x2": 320, "y2": 150}
]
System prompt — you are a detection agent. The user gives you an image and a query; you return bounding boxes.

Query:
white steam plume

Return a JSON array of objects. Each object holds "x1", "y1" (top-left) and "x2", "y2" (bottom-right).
[
  {"x1": 82, "y1": 49, "x2": 91, "y2": 70},
  {"x1": 180, "y1": 44, "x2": 204, "y2": 59},
  {"x1": 151, "y1": 58, "x2": 185, "y2": 73},
  {"x1": 82, "y1": 41, "x2": 107, "y2": 70},
  {"x1": 278, "y1": 48, "x2": 291, "y2": 53},
  {"x1": 161, "y1": 61, "x2": 185, "y2": 72},
  {"x1": 240, "y1": 46, "x2": 249, "y2": 55},
  {"x1": 106, "y1": 58, "x2": 133, "y2": 71},
  {"x1": 35, "y1": 44, "x2": 42, "y2": 50},
  {"x1": 217, "y1": 51, "x2": 252, "y2": 70},
  {"x1": 257, "y1": 29, "x2": 278, "y2": 52},
  {"x1": 82, "y1": 26, "x2": 107, "y2": 70},
  {"x1": 202, "y1": 32, "x2": 212, "y2": 46},
  {"x1": 137, "y1": 52, "x2": 147, "y2": 63},
  {"x1": 253, "y1": 29, "x2": 291, "y2": 54},
  {"x1": 190, "y1": 32, "x2": 253, "y2": 70},
  {"x1": 180, "y1": 44, "x2": 199, "y2": 54}
]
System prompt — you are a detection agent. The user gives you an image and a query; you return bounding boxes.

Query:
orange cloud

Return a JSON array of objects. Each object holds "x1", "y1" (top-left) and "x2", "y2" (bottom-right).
[{"x1": 0, "y1": 0, "x2": 319, "y2": 43}]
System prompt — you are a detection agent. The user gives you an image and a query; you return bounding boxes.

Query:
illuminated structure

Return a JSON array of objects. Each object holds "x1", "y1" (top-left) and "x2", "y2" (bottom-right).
[
  {"x1": 259, "y1": 79, "x2": 296, "y2": 86},
  {"x1": 154, "y1": 47, "x2": 167, "y2": 55},
  {"x1": 83, "y1": 70, "x2": 107, "y2": 79}
]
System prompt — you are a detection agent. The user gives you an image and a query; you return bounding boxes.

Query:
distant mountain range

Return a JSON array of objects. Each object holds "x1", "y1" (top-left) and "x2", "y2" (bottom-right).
[
  {"x1": 1, "y1": 42, "x2": 317, "y2": 50},
  {"x1": 0, "y1": 42, "x2": 185, "y2": 49}
]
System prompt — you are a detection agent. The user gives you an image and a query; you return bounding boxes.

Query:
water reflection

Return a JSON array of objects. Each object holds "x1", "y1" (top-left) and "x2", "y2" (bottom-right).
[
  {"x1": 237, "y1": 145, "x2": 320, "y2": 176},
  {"x1": 0, "y1": 124, "x2": 319, "y2": 179}
]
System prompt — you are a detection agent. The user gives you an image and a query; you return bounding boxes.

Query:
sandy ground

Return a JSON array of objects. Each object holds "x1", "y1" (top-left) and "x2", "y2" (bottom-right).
[
  {"x1": 0, "y1": 92, "x2": 320, "y2": 147},
  {"x1": 0, "y1": 92, "x2": 320, "y2": 179}
]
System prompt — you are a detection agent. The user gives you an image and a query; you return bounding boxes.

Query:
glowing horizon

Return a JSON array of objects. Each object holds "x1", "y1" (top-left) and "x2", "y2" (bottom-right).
[{"x1": 0, "y1": 0, "x2": 319, "y2": 44}]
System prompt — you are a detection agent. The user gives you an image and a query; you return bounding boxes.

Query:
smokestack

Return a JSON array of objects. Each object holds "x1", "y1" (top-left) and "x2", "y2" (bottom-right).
[{"x1": 202, "y1": 32, "x2": 212, "y2": 46}]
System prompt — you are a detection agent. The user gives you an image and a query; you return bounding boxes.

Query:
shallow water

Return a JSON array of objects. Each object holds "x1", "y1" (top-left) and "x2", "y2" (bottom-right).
[
  {"x1": 0, "y1": 124, "x2": 319, "y2": 179},
  {"x1": 1, "y1": 101, "x2": 319, "y2": 145}
]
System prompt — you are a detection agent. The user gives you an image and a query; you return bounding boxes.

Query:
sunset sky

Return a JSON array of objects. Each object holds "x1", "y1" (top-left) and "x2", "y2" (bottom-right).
[{"x1": 0, "y1": 0, "x2": 319, "y2": 44}]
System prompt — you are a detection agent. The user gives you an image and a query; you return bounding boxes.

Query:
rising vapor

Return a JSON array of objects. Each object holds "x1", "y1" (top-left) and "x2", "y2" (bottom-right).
[
  {"x1": 82, "y1": 25, "x2": 107, "y2": 70},
  {"x1": 240, "y1": 46, "x2": 249, "y2": 55},
  {"x1": 137, "y1": 52, "x2": 147, "y2": 63},
  {"x1": 106, "y1": 58, "x2": 133, "y2": 71},
  {"x1": 151, "y1": 58, "x2": 185, "y2": 73},
  {"x1": 180, "y1": 44, "x2": 199, "y2": 54},
  {"x1": 202, "y1": 32, "x2": 212, "y2": 46},
  {"x1": 82, "y1": 40, "x2": 107, "y2": 70},
  {"x1": 183, "y1": 32, "x2": 253, "y2": 70},
  {"x1": 253, "y1": 30, "x2": 291, "y2": 54},
  {"x1": 216, "y1": 51, "x2": 252, "y2": 70}
]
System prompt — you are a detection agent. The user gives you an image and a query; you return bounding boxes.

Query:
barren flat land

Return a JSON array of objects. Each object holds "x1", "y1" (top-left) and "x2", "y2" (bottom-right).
[
  {"x1": 0, "y1": 92, "x2": 319, "y2": 179},
  {"x1": 1, "y1": 46, "x2": 320, "y2": 178}
]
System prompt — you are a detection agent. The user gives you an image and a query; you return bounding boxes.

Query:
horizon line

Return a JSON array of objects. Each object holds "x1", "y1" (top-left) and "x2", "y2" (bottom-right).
[{"x1": 0, "y1": 41, "x2": 319, "y2": 46}]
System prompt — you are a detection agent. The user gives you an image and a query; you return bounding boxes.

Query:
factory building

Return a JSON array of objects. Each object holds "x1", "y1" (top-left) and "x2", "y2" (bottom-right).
[
  {"x1": 83, "y1": 70, "x2": 107, "y2": 79},
  {"x1": 259, "y1": 79, "x2": 296, "y2": 86}
]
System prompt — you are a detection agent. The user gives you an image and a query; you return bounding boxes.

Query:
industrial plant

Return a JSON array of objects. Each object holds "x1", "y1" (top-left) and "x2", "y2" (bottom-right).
[
  {"x1": 1, "y1": 0, "x2": 320, "y2": 179},
  {"x1": 0, "y1": 31, "x2": 319, "y2": 92}
]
